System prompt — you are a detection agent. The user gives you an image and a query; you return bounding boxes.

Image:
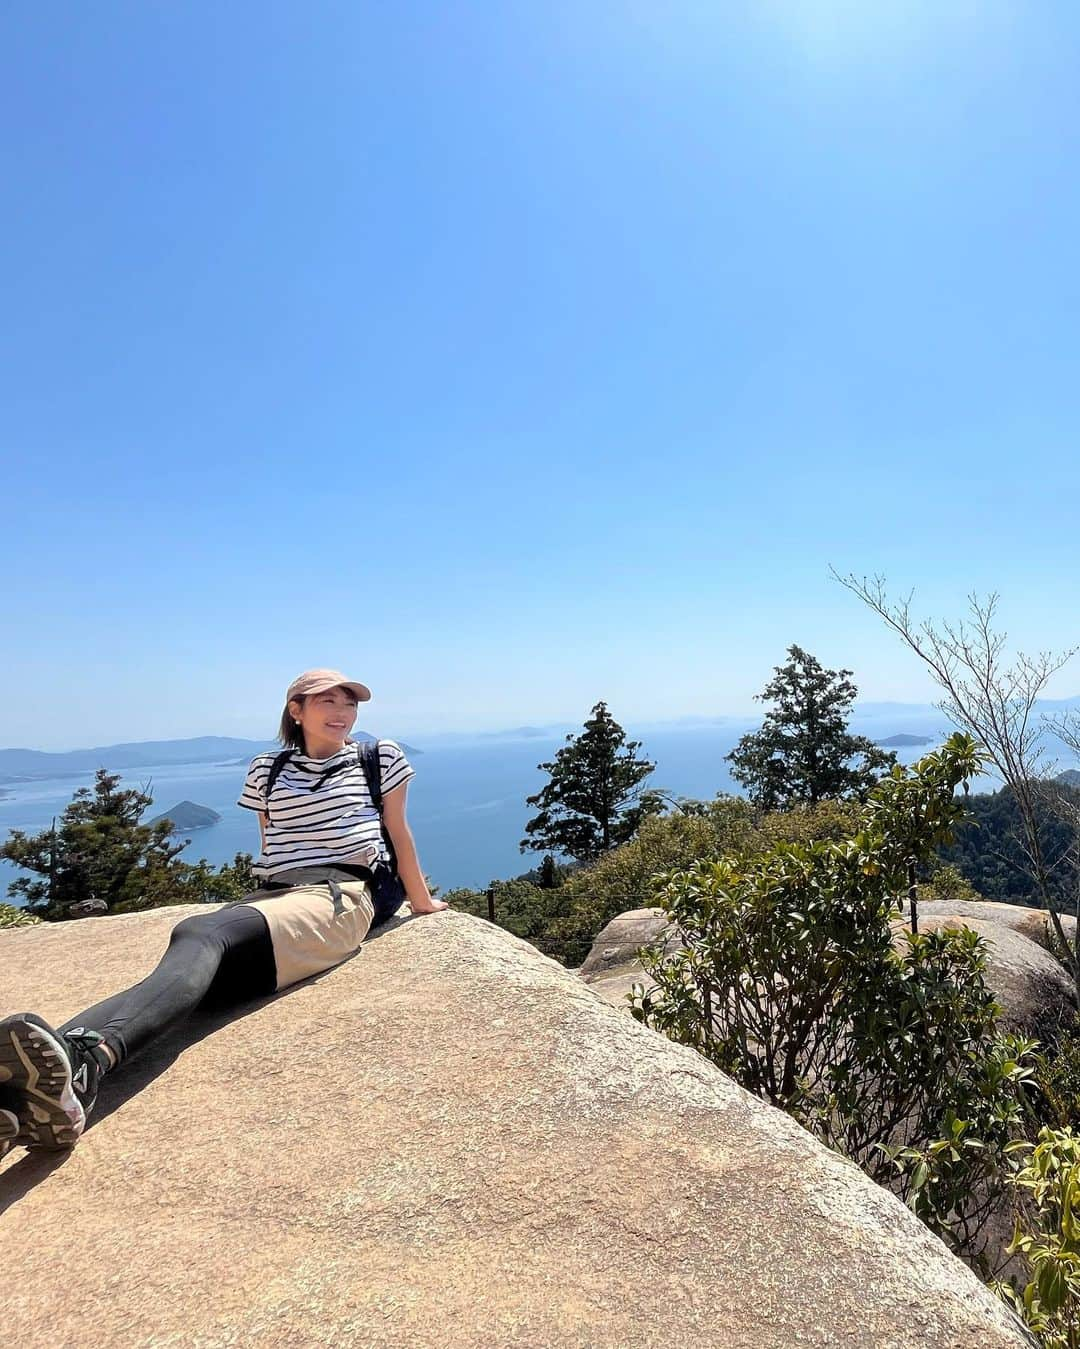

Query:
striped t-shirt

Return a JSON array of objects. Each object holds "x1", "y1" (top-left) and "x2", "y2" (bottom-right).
[{"x1": 237, "y1": 739, "x2": 414, "y2": 879}]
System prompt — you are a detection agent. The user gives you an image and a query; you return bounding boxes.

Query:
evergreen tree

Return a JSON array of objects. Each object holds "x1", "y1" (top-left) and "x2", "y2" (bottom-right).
[
  {"x1": 1, "y1": 768, "x2": 253, "y2": 919},
  {"x1": 726, "y1": 646, "x2": 896, "y2": 810},
  {"x1": 520, "y1": 702, "x2": 655, "y2": 862}
]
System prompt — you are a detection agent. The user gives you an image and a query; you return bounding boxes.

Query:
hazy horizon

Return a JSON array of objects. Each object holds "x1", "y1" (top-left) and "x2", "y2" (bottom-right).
[{"x1": 8, "y1": 694, "x2": 1080, "y2": 757}]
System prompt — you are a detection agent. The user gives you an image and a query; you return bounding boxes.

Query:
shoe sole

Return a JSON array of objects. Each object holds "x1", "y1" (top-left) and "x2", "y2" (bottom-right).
[{"x1": 0, "y1": 1015, "x2": 85, "y2": 1150}]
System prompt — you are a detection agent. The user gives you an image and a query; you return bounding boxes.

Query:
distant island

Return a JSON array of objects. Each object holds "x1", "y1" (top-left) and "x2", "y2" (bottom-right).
[
  {"x1": 149, "y1": 801, "x2": 222, "y2": 832},
  {"x1": 875, "y1": 734, "x2": 935, "y2": 748},
  {"x1": 0, "y1": 733, "x2": 422, "y2": 784}
]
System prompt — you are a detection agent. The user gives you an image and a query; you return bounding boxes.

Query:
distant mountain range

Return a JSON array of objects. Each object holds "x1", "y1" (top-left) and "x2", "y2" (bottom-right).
[
  {"x1": 2, "y1": 695, "x2": 1077, "y2": 786},
  {"x1": 0, "y1": 734, "x2": 422, "y2": 784}
]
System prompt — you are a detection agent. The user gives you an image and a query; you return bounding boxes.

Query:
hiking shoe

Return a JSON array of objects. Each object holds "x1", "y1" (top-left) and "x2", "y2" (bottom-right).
[
  {"x1": 0, "y1": 1088, "x2": 19, "y2": 1160},
  {"x1": 0, "y1": 1014, "x2": 110, "y2": 1150}
]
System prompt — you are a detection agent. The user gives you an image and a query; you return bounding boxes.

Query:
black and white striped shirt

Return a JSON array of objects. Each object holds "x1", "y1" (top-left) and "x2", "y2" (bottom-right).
[{"x1": 237, "y1": 740, "x2": 414, "y2": 879}]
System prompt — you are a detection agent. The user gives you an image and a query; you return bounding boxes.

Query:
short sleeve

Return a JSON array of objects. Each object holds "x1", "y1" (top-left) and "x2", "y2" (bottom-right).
[
  {"x1": 378, "y1": 740, "x2": 415, "y2": 797},
  {"x1": 238, "y1": 755, "x2": 272, "y2": 812}
]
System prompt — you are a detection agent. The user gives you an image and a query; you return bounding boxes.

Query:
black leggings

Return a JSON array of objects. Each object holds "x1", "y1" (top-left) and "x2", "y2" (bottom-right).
[{"x1": 60, "y1": 905, "x2": 277, "y2": 1067}]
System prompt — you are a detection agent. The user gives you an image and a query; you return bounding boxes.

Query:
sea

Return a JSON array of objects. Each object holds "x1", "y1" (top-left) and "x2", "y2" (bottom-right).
[
  {"x1": 0, "y1": 727, "x2": 753, "y2": 904},
  {"x1": 1, "y1": 715, "x2": 1035, "y2": 906}
]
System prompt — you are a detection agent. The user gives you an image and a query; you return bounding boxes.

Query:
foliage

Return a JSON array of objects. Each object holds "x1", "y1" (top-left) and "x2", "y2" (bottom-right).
[
  {"x1": 1034, "y1": 1021, "x2": 1080, "y2": 1130},
  {"x1": 525, "y1": 855, "x2": 574, "y2": 890},
  {"x1": 920, "y1": 862, "x2": 981, "y2": 904},
  {"x1": 451, "y1": 796, "x2": 870, "y2": 970},
  {"x1": 2, "y1": 770, "x2": 187, "y2": 919},
  {"x1": 1, "y1": 769, "x2": 255, "y2": 919},
  {"x1": 941, "y1": 785, "x2": 1079, "y2": 908},
  {"x1": 521, "y1": 702, "x2": 655, "y2": 862},
  {"x1": 835, "y1": 578, "x2": 1080, "y2": 1002},
  {"x1": 725, "y1": 645, "x2": 896, "y2": 811},
  {"x1": 756, "y1": 798, "x2": 859, "y2": 848},
  {"x1": 542, "y1": 796, "x2": 761, "y2": 966},
  {"x1": 444, "y1": 878, "x2": 561, "y2": 943},
  {"x1": 0, "y1": 902, "x2": 41, "y2": 928},
  {"x1": 632, "y1": 735, "x2": 1036, "y2": 1262},
  {"x1": 994, "y1": 1128, "x2": 1080, "y2": 1348},
  {"x1": 114, "y1": 852, "x2": 257, "y2": 913}
]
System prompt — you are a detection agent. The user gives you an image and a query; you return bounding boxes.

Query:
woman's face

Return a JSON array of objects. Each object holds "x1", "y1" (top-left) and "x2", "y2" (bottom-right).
[{"x1": 290, "y1": 686, "x2": 358, "y2": 749}]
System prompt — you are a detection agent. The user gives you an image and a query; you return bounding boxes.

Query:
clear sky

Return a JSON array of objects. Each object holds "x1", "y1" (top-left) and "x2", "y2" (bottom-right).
[{"x1": 3, "y1": 2, "x2": 1078, "y2": 748}]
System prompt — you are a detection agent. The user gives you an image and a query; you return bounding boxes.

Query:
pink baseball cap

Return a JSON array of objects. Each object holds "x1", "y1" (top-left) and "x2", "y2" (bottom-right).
[{"x1": 286, "y1": 668, "x2": 372, "y2": 703}]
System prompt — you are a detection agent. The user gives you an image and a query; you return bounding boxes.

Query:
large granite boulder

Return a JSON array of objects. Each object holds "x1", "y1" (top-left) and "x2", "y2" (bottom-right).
[
  {"x1": 576, "y1": 906, "x2": 671, "y2": 1003},
  {"x1": 582, "y1": 899, "x2": 1077, "y2": 1040},
  {"x1": 0, "y1": 906, "x2": 1033, "y2": 1347},
  {"x1": 904, "y1": 904, "x2": 1075, "y2": 1039}
]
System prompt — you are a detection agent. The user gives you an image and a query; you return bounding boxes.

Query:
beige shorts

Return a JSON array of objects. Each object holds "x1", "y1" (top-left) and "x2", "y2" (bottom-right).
[{"x1": 245, "y1": 879, "x2": 374, "y2": 990}]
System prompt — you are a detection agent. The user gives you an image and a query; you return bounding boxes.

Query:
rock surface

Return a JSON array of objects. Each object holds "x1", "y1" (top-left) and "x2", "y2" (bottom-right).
[
  {"x1": 908, "y1": 903, "x2": 1075, "y2": 1038},
  {"x1": 0, "y1": 907, "x2": 1033, "y2": 1348},
  {"x1": 582, "y1": 900, "x2": 1077, "y2": 1040},
  {"x1": 576, "y1": 906, "x2": 671, "y2": 1004}
]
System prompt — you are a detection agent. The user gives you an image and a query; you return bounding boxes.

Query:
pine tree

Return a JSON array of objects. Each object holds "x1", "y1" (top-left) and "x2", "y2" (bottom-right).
[
  {"x1": 1, "y1": 769, "x2": 254, "y2": 919},
  {"x1": 726, "y1": 646, "x2": 896, "y2": 811},
  {"x1": 520, "y1": 702, "x2": 655, "y2": 861}
]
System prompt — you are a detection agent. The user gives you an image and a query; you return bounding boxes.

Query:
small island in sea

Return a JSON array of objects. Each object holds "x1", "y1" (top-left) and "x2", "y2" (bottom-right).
[
  {"x1": 150, "y1": 801, "x2": 222, "y2": 832},
  {"x1": 876, "y1": 734, "x2": 935, "y2": 748}
]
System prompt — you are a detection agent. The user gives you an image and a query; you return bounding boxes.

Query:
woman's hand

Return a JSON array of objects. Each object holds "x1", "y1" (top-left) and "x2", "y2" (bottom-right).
[{"x1": 408, "y1": 896, "x2": 449, "y2": 915}]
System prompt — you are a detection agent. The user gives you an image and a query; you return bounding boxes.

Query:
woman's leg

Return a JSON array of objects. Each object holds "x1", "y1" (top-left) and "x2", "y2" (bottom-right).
[
  {"x1": 0, "y1": 904, "x2": 276, "y2": 1151},
  {"x1": 61, "y1": 904, "x2": 276, "y2": 1065}
]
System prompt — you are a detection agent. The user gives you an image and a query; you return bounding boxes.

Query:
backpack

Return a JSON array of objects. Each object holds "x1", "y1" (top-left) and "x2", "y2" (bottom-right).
[{"x1": 263, "y1": 739, "x2": 406, "y2": 924}]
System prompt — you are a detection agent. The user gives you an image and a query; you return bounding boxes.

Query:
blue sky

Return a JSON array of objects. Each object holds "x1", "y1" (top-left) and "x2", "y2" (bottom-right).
[{"x1": 3, "y1": 2, "x2": 1079, "y2": 748}]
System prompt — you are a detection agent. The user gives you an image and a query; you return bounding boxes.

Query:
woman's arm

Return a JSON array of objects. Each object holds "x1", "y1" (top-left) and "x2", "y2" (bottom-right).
[{"x1": 381, "y1": 783, "x2": 448, "y2": 914}]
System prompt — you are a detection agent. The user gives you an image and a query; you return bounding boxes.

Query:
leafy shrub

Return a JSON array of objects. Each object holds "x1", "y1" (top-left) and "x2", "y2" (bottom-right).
[
  {"x1": 921, "y1": 862, "x2": 981, "y2": 904},
  {"x1": 445, "y1": 879, "x2": 560, "y2": 943},
  {"x1": 632, "y1": 735, "x2": 1037, "y2": 1264},
  {"x1": 542, "y1": 797, "x2": 760, "y2": 966},
  {"x1": 995, "y1": 1127, "x2": 1080, "y2": 1347},
  {"x1": 2, "y1": 770, "x2": 257, "y2": 918},
  {"x1": 0, "y1": 902, "x2": 41, "y2": 928},
  {"x1": 1033, "y1": 1020, "x2": 1080, "y2": 1129}
]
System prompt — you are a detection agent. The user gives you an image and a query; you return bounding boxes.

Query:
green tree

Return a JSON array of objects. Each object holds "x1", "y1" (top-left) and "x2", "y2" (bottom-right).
[
  {"x1": 1, "y1": 769, "x2": 255, "y2": 919},
  {"x1": 725, "y1": 645, "x2": 896, "y2": 810},
  {"x1": 520, "y1": 702, "x2": 656, "y2": 862},
  {"x1": 2, "y1": 770, "x2": 186, "y2": 919}
]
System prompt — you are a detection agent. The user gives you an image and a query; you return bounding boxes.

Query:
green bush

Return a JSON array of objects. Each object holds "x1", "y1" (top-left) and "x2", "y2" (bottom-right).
[
  {"x1": 447, "y1": 797, "x2": 868, "y2": 970},
  {"x1": 0, "y1": 902, "x2": 41, "y2": 928},
  {"x1": 542, "y1": 797, "x2": 760, "y2": 966},
  {"x1": 445, "y1": 879, "x2": 561, "y2": 943},
  {"x1": 632, "y1": 735, "x2": 1037, "y2": 1264},
  {"x1": 921, "y1": 862, "x2": 981, "y2": 904},
  {"x1": 2, "y1": 770, "x2": 257, "y2": 918},
  {"x1": 1033, "y1": 1020, "x2": 1080, "y2": 1128},
  {"x1": 994, "y1": 1127, "x2": 1080, "y2": 1348}
]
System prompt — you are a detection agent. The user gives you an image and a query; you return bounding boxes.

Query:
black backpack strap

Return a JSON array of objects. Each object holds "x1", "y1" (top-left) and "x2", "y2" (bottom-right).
[
  {"x1": 263, "y1": 750, "x2": 294, "y2": 820},
  {"x1": 358, "y1": 740, "x2": 398, "y2": 871},
  {"x1": 358, "y1": 740, "x2": 383, "y2": 812}
]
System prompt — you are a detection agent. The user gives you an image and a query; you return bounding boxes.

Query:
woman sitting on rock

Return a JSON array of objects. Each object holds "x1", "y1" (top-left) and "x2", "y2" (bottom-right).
[{"x1": 0, "y1": 668, "x2": 447, "y2": 1153}]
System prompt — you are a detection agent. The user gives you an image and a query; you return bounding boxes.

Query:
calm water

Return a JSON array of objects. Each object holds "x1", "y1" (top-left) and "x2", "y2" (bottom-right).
[
  {"x1": 0, "y1": 728, "x2": 750, "y2": 903},
  {"x1": 3, "y1": 719, "x2": 1029, "y2": 906}
]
